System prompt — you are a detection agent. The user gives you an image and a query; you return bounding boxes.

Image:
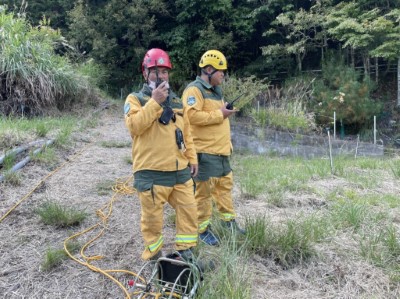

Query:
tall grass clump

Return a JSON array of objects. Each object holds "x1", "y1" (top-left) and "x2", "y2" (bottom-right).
[
  {"x1": 250, "y1": 77, "x2": 317, "y2": 132},
  {"x1": 30, "y1": 147, "x2": 58, "y2": 167},
  {"x1": 389, "y1": 159, "x2": 400, "y2": 179},
  {"x1": 41, "y1": 241, "x2": 81, "y2": 271},
  {"x1": 197, "y1": 239, "x2": 252, "y2": 299},
  {"x1": 245, "y1": 215, "x2": 325, "y2": 268},
  {"x1": 330, "y1": 200, "x2": 369, "y2": 232},
  {"x1": 3, "y1": 171, "x2": 22, "y2": 185},
  {"x1": 0, "y1": 6, "x2": 100, "y2": 116},
  {"x1": 1, "y1": 151, "x2": 16, "y2": 171},
  {"x1": 35, "y1": 201, "x2": 87, "y2": 227},
  {"x1": 359, "y1": 225, "x2": 400, "y2": 269}
]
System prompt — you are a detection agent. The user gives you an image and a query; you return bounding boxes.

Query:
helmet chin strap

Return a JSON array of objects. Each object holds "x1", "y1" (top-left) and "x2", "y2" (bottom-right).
[
  {"x1": 201, "y1": 68, "x2": 218, "y2": 84},
  {"x1": 144, "y1": 68, "x2": 151, "y2": 84}
]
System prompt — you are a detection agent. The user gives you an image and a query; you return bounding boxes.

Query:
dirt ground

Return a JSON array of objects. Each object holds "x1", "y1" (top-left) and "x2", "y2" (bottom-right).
[{"x1": 1, "y1": 104, "x2": 399, "y2": 299}]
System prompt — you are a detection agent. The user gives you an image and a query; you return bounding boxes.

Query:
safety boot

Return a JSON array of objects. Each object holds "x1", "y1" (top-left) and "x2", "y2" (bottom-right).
[
  {"x1": 225, "y1": 219, "x2": 246, "y2": 235},
  {"x1": 199, "y1": 228, "x2": 219, "y2": 246}
]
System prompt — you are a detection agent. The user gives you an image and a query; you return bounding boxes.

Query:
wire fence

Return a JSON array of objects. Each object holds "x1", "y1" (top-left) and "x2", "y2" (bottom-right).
[{"x1": 230, "y1": 121, "x2": 390, "y2": 160}]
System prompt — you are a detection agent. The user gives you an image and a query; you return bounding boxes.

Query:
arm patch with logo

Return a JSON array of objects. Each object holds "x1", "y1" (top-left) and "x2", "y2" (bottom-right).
[
  {"x1": 187, "y1": 96, "x2": 196, "y2": 106},
  {"x1": 124, "y1": 103, "x2": 130, "y2": 115}
]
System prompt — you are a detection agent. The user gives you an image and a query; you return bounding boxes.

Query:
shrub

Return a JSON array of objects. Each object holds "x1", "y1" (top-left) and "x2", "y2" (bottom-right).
[
  {"x1": 222, "y1": 75, "x2": 269, "y2": 115},
  {"x1": 250, "y1": 77, "x2": 317, "y2": 132},
  {"x1": 35, "y1": 201, "x2": 87, "y2": 227},
  {"x1": 310, "y1": 55, "x2": 382, "y2": 130},
  {"x1": 0, "y1": 6, "x2": 100, "y2": 116}
]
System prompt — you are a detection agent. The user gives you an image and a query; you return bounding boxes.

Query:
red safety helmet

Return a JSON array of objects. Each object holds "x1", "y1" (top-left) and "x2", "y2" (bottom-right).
[{"x1": 142, "y1": 48, "x2": 172, "y2": 72}]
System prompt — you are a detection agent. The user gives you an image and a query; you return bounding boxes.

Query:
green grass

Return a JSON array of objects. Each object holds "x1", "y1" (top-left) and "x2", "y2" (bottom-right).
[
  {"x1": 197, "y1": 238, "x2": 252, "y2": 298},
  {"x1": 251, "y1": 108, "x2": 310, "y2": 131},
  {"x1": 35, "y1": 201, "x2": 87, "y2": 227},
  {"x1": 79, "y1": 117, "x2": 100, "y2": 130},
  {"x1": 233, "y1": 155, "x2": 332, "y2": 199},
  {"x1": 96, "y1": 180, "x2": 115, "y2": 196},
  {"x1": 2, "y1": 171, "x2": 22, "y2": 185},
  {"x1": 233, "y1": 154, "x2": 394, "y2": 201},
  {"x1": 245, "y1": 214, "x2": 326, "y2": 268},
  {"x1": 31, "y1": 147, "x2": 58, "y2": 167},
  {"x1": 1, "y1": 151, "x2": 16, "y2": 170},
  {"x1": 225, "y1": 152, "x2": 400, "y2": 292},
  {"x1": 389, "y1": 159, "x2": 400, "y2": 179},
  {"x1": 165, "y1": 212, "x2": 176, "y2": 227},
  {"x1": 0, "y1": 116, "x2": 78, "y2": 148},
  {"x1": 41, "y1": 241, "x2": 81, "y2": 271},
  {"x1": 330, "y1": 201, "x2": 369, "y2": 231},
  {"x1": 359, "y1": 224, "x2": 400, "y2": 269},
  {"x1": 0, "y1": 8, "x2": 100, "y2": 116},
  {"x1": 123, "y1": 155, "x2": 132, "y2": 165},
  {"x1": 100, "y1": 140, "x2": 131, "y2": 148},
  {"x1": 35, "y1": 122, "x2": 50, "y2": 138}
]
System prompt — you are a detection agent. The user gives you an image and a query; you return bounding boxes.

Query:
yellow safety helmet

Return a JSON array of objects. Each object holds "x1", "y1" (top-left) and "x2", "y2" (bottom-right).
[{"x1": 199, "y1": 50, "x2": 227, "y2": 70}]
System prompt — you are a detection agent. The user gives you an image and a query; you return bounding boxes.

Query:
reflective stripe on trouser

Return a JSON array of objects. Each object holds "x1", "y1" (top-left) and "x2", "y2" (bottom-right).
[
  {"x1": 138, "y1": 179, "x2": 198, "y2": 260},
  {"x1": 196, "y1": 171, "x2": 236, "y2": 233}
]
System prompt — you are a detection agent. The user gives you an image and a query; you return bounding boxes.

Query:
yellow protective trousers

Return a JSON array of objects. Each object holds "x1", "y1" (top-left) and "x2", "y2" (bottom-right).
[
  {"x1": 196, "y1": 171, "x2": 236, "y2": 233},
  {"x1": 138, "y1": 179, "x2": 198, "y2": 260}
]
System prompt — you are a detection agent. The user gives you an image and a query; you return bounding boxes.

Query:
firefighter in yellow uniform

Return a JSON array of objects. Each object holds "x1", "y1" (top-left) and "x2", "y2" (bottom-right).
[
  {"x1": 124, "y1": 48, "x2": 198, "y2": 261},
  {"x1": 182, "y1": 50, "x2": 245, "y2": 246}
]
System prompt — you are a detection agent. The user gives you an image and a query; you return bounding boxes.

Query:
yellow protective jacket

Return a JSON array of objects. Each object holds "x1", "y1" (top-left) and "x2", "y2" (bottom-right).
[
  {"x1": 124, "y1": 84, "x2": 197, "y2": 173},
  {"x1": 182, "y1": 76, "x2": 232, "y2": 156}
]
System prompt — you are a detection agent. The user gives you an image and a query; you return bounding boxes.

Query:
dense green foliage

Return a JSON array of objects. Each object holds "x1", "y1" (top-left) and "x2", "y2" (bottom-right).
[
  {"x1": 312, "y1": 55, "x2": 382, "y2": 129},
  {"x1": 3, "y1": 1, "x2": 397, "y2": 89},
  {"x1": 0, "y1": 0, "x2": 399, "y2": 131},
  {"x1": 0, "y1": 5, "x2": 100, "y2": 116}
]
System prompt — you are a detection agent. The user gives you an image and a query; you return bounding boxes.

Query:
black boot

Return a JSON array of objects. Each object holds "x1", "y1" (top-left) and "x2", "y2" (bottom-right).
[{"x1": 225, "y1": 219, "x2": 246, "y2": 235}]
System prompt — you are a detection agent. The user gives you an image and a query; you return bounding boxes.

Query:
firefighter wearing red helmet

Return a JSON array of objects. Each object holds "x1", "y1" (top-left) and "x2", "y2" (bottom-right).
[
  {"x1": 182, "y1": 50, "x2": 246, "y2": 246},
  {"x1": 142, "y1": 48, "x2": 172, "y2": 73},
  {"x1": 124, "y1": 48, "x2": 198, "y2": 261}
]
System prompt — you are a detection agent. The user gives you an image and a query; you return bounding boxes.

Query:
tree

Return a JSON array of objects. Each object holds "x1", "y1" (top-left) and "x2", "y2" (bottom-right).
[
  {"x1": 161, "y1": 0, "x2": 257, "y2": 84},
  {"x1": 67, "y1": 0, "x2": 165, "y2": 93},
  {"x1": 1, "y1": 0, "x2": 74, "y2": 29},
  {"x1": 369, "y1": 9, "x2": 400, "y2": 106},
  {"x1": 311, "y1": 56, "x2": 381, "y2": 130},
  {"x1": 0, "y1": 5, "x2": 99, "y2": 115},
  {"x1": 261, "y1": 0, "x2": 331, "y2": 72},
  {"x1": 325, "y1": 2, "x2": 397, "y2": 78}
]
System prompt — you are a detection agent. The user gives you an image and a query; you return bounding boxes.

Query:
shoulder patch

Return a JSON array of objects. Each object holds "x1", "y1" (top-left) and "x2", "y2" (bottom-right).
[
  {"x1": 187, "y1": 96, "x2": 196, "y2": 106},
  {"x1": 124, "y1": 103, "x2": 130, "y2": 114}
]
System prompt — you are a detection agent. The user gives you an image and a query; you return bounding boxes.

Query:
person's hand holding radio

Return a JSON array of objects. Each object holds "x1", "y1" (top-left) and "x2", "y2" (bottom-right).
[{"x1": 152, "y1": 81, "x2": 169, "y2": 105}]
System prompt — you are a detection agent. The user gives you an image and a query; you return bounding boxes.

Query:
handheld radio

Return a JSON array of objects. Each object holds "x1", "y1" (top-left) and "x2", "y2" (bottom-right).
[{"x1": 226, "y1": 93, "x2": 245, "y2": 110}]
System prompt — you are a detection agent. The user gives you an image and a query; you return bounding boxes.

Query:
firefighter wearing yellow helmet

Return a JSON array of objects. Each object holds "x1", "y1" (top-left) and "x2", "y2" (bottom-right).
[
  {"x1": 182, "y1": 50, "x2": 245, "y2": 246},
  {"x1": 124, "y1": 48, "x2": 198, "y2": 261}
]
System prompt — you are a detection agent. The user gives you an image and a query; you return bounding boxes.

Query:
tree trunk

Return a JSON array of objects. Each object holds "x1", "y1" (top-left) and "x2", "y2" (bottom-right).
[
  {"x1": 297, "y1": 54, "x2": 302, "y2": 72},
  {"x1": 362, "y1": 54, "x2": 369, "y2": 76},
  {"x1": 375, "y1": 57, "x2": 378, "y2": 83},
  {"x1": 397, "y1": 56, "x2": 400, "y2": 107},
  {"x1": 321, "y1": 46, "x2": 324, "y2": 62},
  {"x1": 351, "y1": 47, "x2": 355, "y2": 68}
]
